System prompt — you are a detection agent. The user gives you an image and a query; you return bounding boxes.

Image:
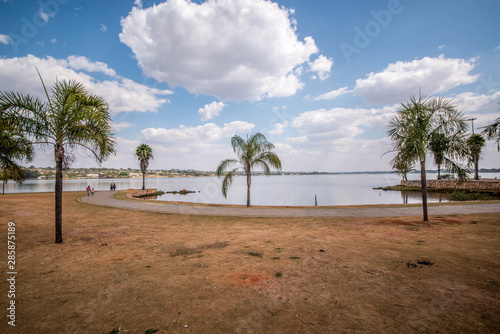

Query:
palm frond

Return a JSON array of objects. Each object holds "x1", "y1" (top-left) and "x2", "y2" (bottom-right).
[{"x1": 221, "y1": 168, "x2": 239, "y2": 198}]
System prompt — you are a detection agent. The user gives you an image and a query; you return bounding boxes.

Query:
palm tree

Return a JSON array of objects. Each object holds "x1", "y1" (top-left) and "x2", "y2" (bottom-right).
[
  {"x1": 136, "y1": 144, "x2": 154, "y2": 190},
  {"x1": 429, "y1": 132, "x2": 450, "y2": 180},
  {"x1": 0, "y1": 122, "x2": 34, "y2": 194},
  {"x1": 467, "y1": 134, "x2": 486, "y2": 180},
  {"x1": 481, "y1": 114, "x2": 499, "y2": 151},
  {"x1": 390, "y1": 151, "x2": 414, "y2": 181},
  {"x1": 0, "y1": 71, "x2": 115, "y2": 243},
  {"x1": 216, "y1": 133, "x2": 282, "y2": 207},
  {"x1": 388, "y1": 93, "x2": 468, "y2": 221}
]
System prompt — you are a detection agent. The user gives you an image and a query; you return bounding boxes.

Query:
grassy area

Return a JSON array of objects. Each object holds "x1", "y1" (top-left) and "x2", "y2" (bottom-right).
[{"x1": 1, "y1": 192, "x2": 499, "y2": 333}]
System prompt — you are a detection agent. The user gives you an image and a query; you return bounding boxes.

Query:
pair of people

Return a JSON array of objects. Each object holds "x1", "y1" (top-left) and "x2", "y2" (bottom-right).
[
  {"x1": 86, "y1": 185, "x2": 94, "y2": 196},
  {"x1": 110, "y1": 183, "x2": 116, "y2": 191}
]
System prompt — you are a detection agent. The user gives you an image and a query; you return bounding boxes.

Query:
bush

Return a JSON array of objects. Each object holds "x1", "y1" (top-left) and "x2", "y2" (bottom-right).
[{"x1": 448, "y1": 191, "x2": 492, "y2": 201}]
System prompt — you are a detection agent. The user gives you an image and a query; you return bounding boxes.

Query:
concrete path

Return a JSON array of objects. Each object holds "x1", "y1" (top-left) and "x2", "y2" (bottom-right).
[{"x1": 78, "y1": 190, "x2": 500, "y2": 218}]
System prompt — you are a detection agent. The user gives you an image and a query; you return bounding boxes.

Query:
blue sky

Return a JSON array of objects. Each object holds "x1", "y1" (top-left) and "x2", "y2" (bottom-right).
[{"x1": 1, "y1": 0, "x2": 499, "y2": 172}]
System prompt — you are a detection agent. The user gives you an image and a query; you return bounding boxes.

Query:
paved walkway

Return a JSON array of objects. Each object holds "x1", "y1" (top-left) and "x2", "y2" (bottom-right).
[{"x1": 78, "y1": 191, "x2": 500, "y2": 218}]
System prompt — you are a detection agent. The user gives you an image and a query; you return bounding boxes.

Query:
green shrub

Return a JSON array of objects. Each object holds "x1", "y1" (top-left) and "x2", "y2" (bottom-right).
[{"x1": 448, "y1": 191, "x2": 492, "y2": 201}]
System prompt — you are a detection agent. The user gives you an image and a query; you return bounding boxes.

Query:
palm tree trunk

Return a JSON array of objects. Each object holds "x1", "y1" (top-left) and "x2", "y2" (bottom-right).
[
  {"x1": 142, "y1": 172, "x2": 146, "y2": 190},
  {"x1": 437, "y1": 164, "x2": 441, "y2": 180},
  {"x1": 246, "y1": 172, "x2": 251, "y2": 207},
  {"x1": 54, "y1": 145, "x2": 64, "y2": 243},
  {"x1": 474, "y1": 156, "x2": 479, "y2": 180},
  {"x1": 420, "y1": 158, "x2": 428, "y2": 222}
]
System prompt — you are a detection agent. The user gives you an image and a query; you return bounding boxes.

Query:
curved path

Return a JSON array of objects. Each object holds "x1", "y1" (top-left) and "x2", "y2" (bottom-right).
[{"x1": 78, "y1": 190, "x2": 500, "y2": 218}]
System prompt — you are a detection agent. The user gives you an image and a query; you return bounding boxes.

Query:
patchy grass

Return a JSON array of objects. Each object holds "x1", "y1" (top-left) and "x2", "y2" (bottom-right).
[{"x1": 0, "y1": 192, "x2": 499, "y2": 333}]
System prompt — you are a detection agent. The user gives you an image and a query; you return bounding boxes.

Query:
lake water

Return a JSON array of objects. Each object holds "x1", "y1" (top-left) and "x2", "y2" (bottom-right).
[{"x1": 5, "y1": 173, "x2": 499, "y2": 206}]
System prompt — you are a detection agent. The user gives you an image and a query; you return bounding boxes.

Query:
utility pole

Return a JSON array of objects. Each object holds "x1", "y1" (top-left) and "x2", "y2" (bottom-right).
[{"x1": 467, "y1": 118, "x2": 477, "y2": 134}]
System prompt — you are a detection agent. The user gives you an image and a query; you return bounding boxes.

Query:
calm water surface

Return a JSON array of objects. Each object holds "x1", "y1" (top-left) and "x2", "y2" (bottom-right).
[{"x1": 5, "y1": 173, "x2": 499, "y2": 206}]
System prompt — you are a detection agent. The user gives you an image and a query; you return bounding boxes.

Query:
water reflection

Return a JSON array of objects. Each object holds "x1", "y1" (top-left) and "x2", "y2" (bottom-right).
[{"x1": 400, "y1": 190, "x2": 448, "y2": 204}]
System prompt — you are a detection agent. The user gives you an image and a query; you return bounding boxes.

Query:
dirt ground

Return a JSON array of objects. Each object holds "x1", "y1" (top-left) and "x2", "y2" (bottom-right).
[{"x1": 1, "y1": 191, "x2": 499, "y2": 333}]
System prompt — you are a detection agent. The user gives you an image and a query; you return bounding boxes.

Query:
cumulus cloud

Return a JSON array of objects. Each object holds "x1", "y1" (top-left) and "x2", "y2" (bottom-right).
[
  {"x1": 0, "y1": 55, "x2": 172, "y2": 115},
  {"x1": 354, "y1": 55, "x2": 479, "y2": 105},
  {"x1": 119, "y1": 0, "x2": 319, "y2": 101},
  {"x1": 0, "y1": 34, "x2": 11, "y2": 44},
  {"x1": 308, "y1": 55, "x2": 333, "y2": 80},
  {"x1": 269, "y1": 121, "x2": 289, "y2": 135},
  {"x1": 314, "y1": 86, "x2": 350, "y2": 101},
  {"x1": 453, "y1": 91, "x2": 500, "y2": 113},
  {"x1": 198, "y1": 101, "x2": 226, "y2": 121},
  {"x1": 290, "y1": 106, "x2": 397, "y2": 145},
  {"x1": 141, "y1": 121, "x2": 255, "y2": 145},
  {"x1": 140, "y1": 121, "x2": 255, "y2": 169}
]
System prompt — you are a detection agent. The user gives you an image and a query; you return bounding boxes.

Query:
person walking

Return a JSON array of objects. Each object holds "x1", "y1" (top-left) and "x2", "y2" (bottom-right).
[{"x1": 86, "y1": 185, "x2": 91, "y2": 196}]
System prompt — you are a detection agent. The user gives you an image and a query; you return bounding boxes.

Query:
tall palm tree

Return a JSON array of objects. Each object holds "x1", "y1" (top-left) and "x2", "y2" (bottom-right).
[
  {"x1": 216, "y1": 133, "x2": 282, "y2": 207},
  {"x1": 467, "y1": 134, "x2": 486, "y2": 180},
  {"x1": 0, "y1": 71, "x2": 115, "y2": 243},
  {"x1": 388, "y1": 93, "x2": 468, "y2": 221},
  {"x1": 136, "y1": 144, "x2": 153, "y2": 190},
  {"x1": 429, "y1": 132, "x2": 450, "y2": 180},
  {"x1": 481, "y1": 114, "x2": 499, "y2": 151}
]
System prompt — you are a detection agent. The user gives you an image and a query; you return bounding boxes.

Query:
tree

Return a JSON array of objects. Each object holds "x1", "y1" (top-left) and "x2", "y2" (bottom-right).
[
  {"x1": 390, "y1": 151, "x2": 414, "y2": 181},
  {"x1": 216, "y1": 133, "x2": 282, "y2": 207},
  {"x1": 135, "y1": 144, "x2": 153, "y2": 190},
  {"x1": 467, "y1": 134, "x2": 486, "y2": 180},
  {"x1": 388, "y1": 93, "x2": 468, "y2": 221},
  {"x1": 429, "y1": 132, "x2": 450, "y2": 180},
  {"x1": 0, "y1": 71, "x2": 115, "y2": 243},
  {"x1": 481, "y1": 114, "x2": 499, "y2": 151},
  {"x1": 0, "y1": 118, "x2": 33, "y2": 194}
]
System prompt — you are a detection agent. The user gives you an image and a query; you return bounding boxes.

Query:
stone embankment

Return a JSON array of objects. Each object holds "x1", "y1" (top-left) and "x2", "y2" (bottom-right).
[
  {"x1": 401, "y1": 179, "x2": 500, "y2": 190},
  {"x1": 127, "y1": 189, "x2": 158, "y2": 198}
]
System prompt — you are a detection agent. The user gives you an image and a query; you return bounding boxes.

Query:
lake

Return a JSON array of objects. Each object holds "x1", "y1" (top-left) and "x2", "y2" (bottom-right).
[{"x1": 5, "y1": 173, "x2": 499, "y2": 206}]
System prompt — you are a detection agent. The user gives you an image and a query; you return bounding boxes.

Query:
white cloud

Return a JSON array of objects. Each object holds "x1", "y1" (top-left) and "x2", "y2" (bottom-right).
[
  {"x1": 65, "y1": 55, "x2": 117, "y2": 77},
  {"x1": 0, "y1": 55, "x2": 172, "y2": 115},
  {"x1": 354, "y1": 55, "x2": 479, "y2": 105},
  {"x1": 119, "y1": 0, "x2": 319, "y2": 101},
  {"x1": 198, "y1": 101, "x2": 226, "y2": 122},
  {"x1": 111, "y1": 121, "x2": 135, "y2": 132},
  {"x1": 439, "y1": 44, "x2": 446, "y2": 49},
  {"x1": 39, "y1": 5, "x2": 54, "y2": 23},
  {"x1": 100, "y1": 24, "x2": 107, "y2": 32},
  {"x1": 269, "y1": 121, "x2": 289, "y2": 135},
  {"x1": 141, "y1": 121, "x2": 255, "y2": 146},
  {"x1": 140, "y1": 121, "x2": 255, "y2": 169},
  {"x1": 453, "y1": 91, "x2": 500, "y2": 113},
  {"x1": 290, "y1": 106, "x2": 397, "y2": 145},
  {"x1": 314, "y1": 86, "x2": 350, "y2": 101},
  {"x1": 494, "y1": 45, "x2": 500, "y2": 51},
  {"x1": 50, "y1": 38, "x2": 57, "y2": 44},
  {"x1": 0, "y1": 34, "x2": 11, "y2": 44},
  {"x1": 308, "y1": 54, "x2": 333, "y2": 80},
  {"x1": 134, "y1": 0, "x2": 143, "y2": 8}
]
